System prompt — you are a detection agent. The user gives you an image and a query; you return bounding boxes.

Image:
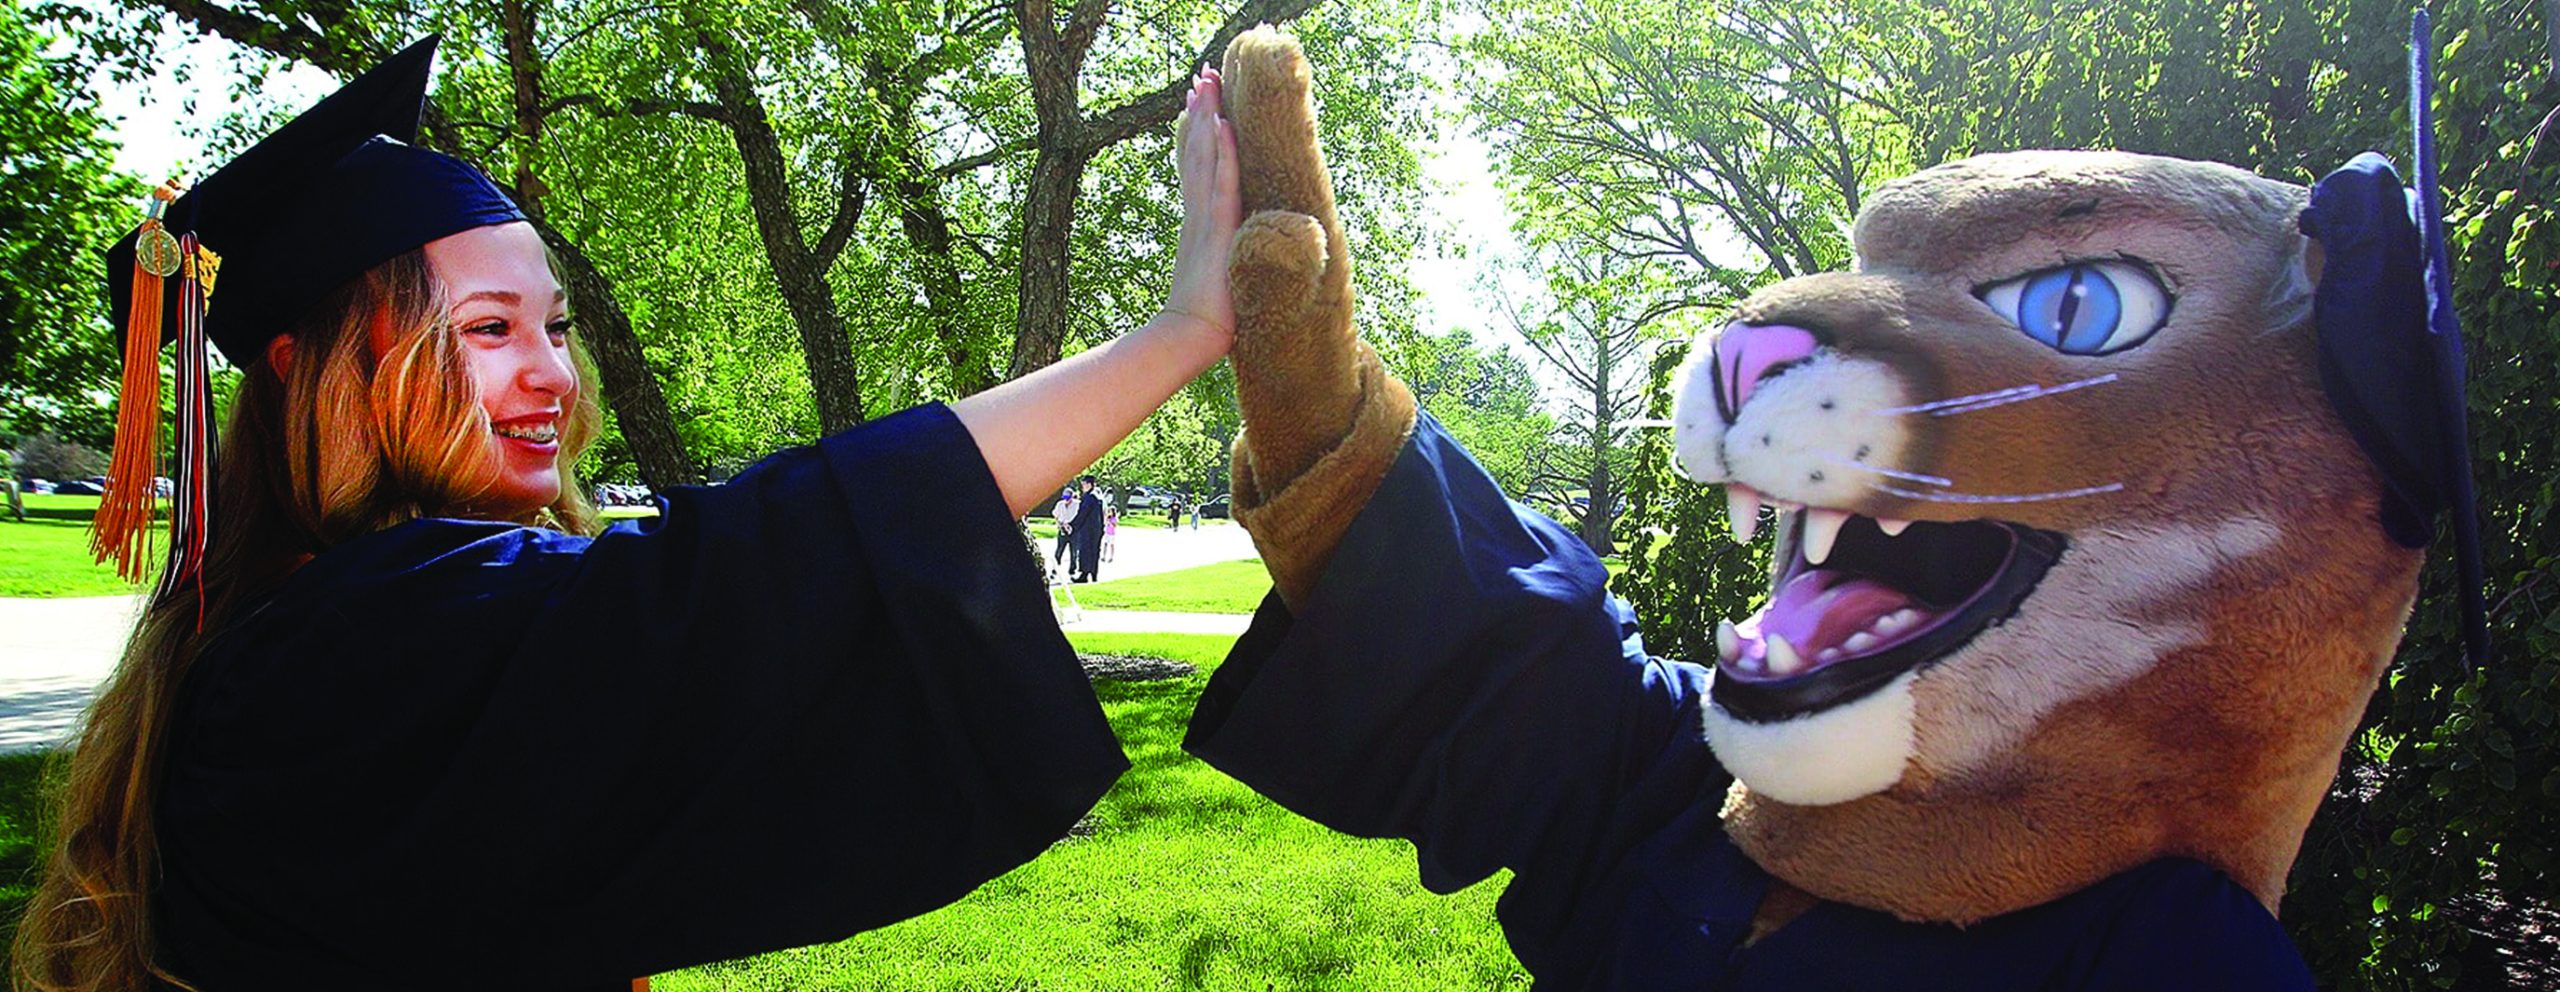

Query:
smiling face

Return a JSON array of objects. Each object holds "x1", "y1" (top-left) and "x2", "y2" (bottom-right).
[
  {"x1": 416, "y1": 222, "x2": 577, "y2": 520},
  {"x1": 1668, "y1": 151, "x2": 2425, "y2": 922}
]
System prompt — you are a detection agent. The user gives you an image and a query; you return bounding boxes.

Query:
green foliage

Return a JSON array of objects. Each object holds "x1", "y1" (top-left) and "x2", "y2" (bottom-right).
[
  {"x1": 1383, "y1": 326, "x2": 1556, "y2": 498},
  {"x1": 0, "y1": 4, "x2": 142, "y2": 448}
]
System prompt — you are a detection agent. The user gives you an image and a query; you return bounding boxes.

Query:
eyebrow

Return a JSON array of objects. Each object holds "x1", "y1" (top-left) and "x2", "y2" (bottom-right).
[{"x1": 451, "y1": 289, "x2": 569, "y2": 308}]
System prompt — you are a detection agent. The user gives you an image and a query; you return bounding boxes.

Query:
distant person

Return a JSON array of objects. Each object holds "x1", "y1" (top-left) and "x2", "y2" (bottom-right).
[
  {"x1": 1070, "y1": 475, "x2": 1107, "y2": 582},
  {"x1": 1103, "y1": 505, "x2": 1119, "y2": 562},
  {"x1": 2, "y1": 447, "x2": 21, "y2": 523},
  {"x1": 1167, "y1": 492, "x2": 1184, "y2": 527},
  {"x1": 1051, "y1": 487, "x2": 1077, "y2": 567}
]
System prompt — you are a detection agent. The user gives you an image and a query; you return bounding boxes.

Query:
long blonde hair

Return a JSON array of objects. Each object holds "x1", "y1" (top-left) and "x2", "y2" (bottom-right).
[{"x1": 11, "y1": 247, "x2": 604, "y2": 991}]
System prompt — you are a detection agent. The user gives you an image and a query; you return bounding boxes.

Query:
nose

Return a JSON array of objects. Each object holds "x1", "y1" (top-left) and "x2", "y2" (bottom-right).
[
  {"x1": 520, "y1": 336, "x2": 577, "y2": 398},
  {"x1": 1713, "y1": 323, "x2": 1819, "y2": 421}
]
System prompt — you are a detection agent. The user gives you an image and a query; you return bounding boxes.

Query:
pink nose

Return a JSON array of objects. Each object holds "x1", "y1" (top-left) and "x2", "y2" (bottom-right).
[{"x1": 1714, "y1": 323, "x2": 1820, "y2": 420}]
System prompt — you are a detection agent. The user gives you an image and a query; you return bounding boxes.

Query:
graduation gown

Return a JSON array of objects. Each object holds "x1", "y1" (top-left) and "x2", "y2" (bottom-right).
[
  {"x1": 1183, "y1": 414, "x2": 2316, "y2": 991},
  {"x1": 155, "y1": 404, "x2": 1128, "y2": 990},
  {"x1": 1068, "y1": 491, "x2": 1107, "y2": 577}
]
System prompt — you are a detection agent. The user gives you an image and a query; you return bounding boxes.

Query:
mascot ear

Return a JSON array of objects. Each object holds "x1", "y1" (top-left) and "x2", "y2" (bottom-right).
[{"x1": 2295, "y1": 9, "x2": 2488, "y2": 665}]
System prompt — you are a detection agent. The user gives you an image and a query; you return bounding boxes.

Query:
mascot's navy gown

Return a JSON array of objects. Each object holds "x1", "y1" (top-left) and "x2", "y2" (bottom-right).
[
  {"x1": 154, "y1": 406, "x2": 1127, "y2": 989},
  {"x1": 1184, "y1": 415, "x2": 2317, "y2": 991}
]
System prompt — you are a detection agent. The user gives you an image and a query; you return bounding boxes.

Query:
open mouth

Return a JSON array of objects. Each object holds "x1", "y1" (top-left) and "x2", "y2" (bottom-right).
[{"x1": 1710, "y1": 488, "x2": 2066, "y2": 722}]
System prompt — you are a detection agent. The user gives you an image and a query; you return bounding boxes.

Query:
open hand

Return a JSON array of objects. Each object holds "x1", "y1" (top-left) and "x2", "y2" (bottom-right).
[{"x1": 1163, "y1": 68, "x2": 1242, "y2": 349}]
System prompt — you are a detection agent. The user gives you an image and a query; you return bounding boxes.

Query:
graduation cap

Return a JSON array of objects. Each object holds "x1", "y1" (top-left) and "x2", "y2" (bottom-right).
[
  {"x1": 91, "y1": 36, "x2": 526, "y2": 598},
  {"x1": 2297, "y1": 9, "x2": 2490, "y2": 666}
]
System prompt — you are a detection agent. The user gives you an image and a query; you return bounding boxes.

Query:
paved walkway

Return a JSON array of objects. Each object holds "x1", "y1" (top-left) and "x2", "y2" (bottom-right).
[{"x1": 0, "y1": 521, "x2": 1262, "y2": 752}]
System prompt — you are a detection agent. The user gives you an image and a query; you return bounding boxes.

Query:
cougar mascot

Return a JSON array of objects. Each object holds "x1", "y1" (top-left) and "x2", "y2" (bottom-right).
[{"x1": 1183, "y1": 25, "x2": 2483, "y2": 991}]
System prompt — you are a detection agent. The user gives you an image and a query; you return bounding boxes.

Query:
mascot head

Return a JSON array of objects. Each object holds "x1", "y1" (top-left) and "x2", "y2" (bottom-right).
[{"x1": 1669, "y1": 147, "x2": 2472, "y2": 923}]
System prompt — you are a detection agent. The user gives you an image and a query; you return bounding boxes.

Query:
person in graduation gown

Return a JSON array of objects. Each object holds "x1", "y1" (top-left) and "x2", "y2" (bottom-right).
[
  {"x1": 13, "y1": 39, "x2": 1245, "y2": 992},
  {"x1": 1068, "y1": 476, "x2": 1108, "y2": 582}
]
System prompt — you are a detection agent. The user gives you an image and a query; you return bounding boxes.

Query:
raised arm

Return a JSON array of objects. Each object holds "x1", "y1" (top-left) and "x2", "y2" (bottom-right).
[{"x1": 951, "y1": 71, "x2": 1242, "y2": 517}]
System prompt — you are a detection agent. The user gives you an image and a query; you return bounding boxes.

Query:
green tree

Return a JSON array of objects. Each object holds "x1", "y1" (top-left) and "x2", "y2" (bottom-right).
[{"x1": 0, "y1": 4, "x2": 140, "y2": 449}]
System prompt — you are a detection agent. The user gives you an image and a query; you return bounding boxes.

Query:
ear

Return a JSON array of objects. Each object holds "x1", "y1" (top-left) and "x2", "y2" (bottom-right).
[{"x1": 265, "y1": 333, "x2": 298, "y2": 376}]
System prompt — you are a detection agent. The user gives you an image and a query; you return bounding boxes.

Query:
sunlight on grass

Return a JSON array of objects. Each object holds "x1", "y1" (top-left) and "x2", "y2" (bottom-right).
[
  {"x1": 0, "y1": 519, "x2": 147, "y2": 598},
  {"x1": 1074, "y1": 560, "x2": 1271, "y2": 615}
]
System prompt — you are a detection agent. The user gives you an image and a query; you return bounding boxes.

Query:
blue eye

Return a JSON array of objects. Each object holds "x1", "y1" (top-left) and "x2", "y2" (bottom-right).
[{"x1": 1978, "y1": 260, "x2": 2170, "y2": 355}]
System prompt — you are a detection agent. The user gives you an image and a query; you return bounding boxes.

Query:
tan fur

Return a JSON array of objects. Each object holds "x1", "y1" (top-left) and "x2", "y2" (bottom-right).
[
  {"x1": 1715, "y1": 152, "x2": 2423, "y2": 922},
  {"x1": 1221, "y1": 27, "x2": 1417, "y2": 608}
]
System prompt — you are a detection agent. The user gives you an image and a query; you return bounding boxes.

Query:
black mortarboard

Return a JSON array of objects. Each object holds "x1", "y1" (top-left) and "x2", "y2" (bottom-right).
[
  {"x1": 92, "y1": 36, "x2": 526, "y2": 596},
  {"x1": 2297, "y1": 10, "x2": 2489, "y2": 666},
  {"x1": 103, "y1": 35, "x2": 525, "y2": 366}
]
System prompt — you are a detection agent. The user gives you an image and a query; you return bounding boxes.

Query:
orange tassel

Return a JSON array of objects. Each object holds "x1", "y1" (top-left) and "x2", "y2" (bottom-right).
[{"x1": 91, "y1": 184, "x2": 180, "y2": 582}]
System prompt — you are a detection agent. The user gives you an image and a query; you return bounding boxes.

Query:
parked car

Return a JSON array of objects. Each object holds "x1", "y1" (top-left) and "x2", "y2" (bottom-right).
[
  {"x1": 1199, "y1": 493, "x2": 1232, "y2": 519},
  {"x1": 592, "y1": 482, "x2": 656, "y2": 507},
  {"x1": 58, "y1": 479, "x2": 104, "y2": 496},
  {"x1": 25, "y1": 478, "x2": 54, "y2": 494}
]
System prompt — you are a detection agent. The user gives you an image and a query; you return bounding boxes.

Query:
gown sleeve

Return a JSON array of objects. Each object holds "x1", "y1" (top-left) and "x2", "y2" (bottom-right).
[
  {"x1": 157, "y1": 403, "x2": 1128, "y2": 989},
  {"x1": 1183, "y1": 413, "x2": 1759, "y2": 983}
]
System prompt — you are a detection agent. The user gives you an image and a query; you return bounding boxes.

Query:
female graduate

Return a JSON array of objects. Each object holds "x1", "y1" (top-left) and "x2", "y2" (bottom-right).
[{"x1": 14, "y1": 38, "x2": 1240, "y2": 992}]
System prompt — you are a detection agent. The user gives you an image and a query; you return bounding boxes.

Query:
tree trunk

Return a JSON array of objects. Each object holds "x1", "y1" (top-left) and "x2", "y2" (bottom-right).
[
  {"x1": 1008, "y1": 147, "x2": 1090, "y2": 379},
  {"x1": 1584, "y1": 336, "x2": 1617, "y2": 557},
  {"x1": 535, "y1": 221, "x2": 703, "y2": 489},
  {"x1": 700, "y1": 30, "x2": 868, "y2": 433}
]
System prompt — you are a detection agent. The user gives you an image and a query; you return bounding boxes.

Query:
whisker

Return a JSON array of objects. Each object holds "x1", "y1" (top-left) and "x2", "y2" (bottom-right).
[
  {"x1": 1873, "y1": 481, "x2": 2125, "y2": 504},
  {"x1": 1873, "y1": 384, "x2": 2039, "y2": 416},
  {"x1": 1875, "y1": 373, "x2": 2118, "y2": 417},
  {"x1": 1823, "y1": 455, "x2": 1952, "y2": 487}
]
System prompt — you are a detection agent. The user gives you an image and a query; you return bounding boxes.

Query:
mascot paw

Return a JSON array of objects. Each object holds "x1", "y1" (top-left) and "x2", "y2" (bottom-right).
[{"x1": 1220, "y1": 26, "x2": 1415, "y2": 610}]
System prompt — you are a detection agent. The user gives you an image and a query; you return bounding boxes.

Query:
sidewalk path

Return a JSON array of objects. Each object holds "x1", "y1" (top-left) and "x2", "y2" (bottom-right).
[
  {"x1": 0, "y1": 595, "x2": 143, "y2": 752},
  {"x1": 1, "y1": 521, "x2": 1261, "y2": 752}
]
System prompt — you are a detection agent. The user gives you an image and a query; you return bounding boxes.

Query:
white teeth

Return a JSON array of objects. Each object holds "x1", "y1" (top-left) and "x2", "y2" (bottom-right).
[
  {"x1": 1726, "y1": 487, "x2": 1762, "y2": 545},
  {"x1": 1873, "y1": 609, "x2": 1919, "y2": 635},
  {"x1": 1765, "y1": 635, "x2": 1806, "y2": 677},
  {"x1": 1877, "y1": 517, "x2": 1913, "y2": 536},
  {"x1": 1843, "y1": 631, "x2": 1880, "y2": 653},
  {"x1": 1717, "y1": 620, "x2": 1742, "y2": 662},
  {"x1": 1800, "y1": 508, "x2": 1850, "y2": 565},
  {"x1": 1817, "y1": 647, "x2": 1843, "y2": 662},
  {"x1": 495, "y1": 424, "x2": 558, "y2": 442}
]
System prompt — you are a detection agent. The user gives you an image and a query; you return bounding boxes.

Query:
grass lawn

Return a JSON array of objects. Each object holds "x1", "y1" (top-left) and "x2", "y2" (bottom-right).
[
  {"x1": 1075, "y1": 560, "x2": 1271, "y2": 615},
  {"x1": 663, "y1": 630, "x2": 1521, "y2": 990},
  {"x1": 0, "y1": 519, "x2": 147, "y2": 598},
  {"x1": 0, "y1": 634, "x2": 1525, "y2": 987}
]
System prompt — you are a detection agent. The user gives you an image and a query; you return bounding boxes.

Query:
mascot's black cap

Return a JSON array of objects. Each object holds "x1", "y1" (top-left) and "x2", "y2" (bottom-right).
[
  {"x1": 2298, "y1": 9, "x2": 2489, "y2": 665},
  {"x1": 103, "y1": 35, "x2": 526, "y2": 366}
]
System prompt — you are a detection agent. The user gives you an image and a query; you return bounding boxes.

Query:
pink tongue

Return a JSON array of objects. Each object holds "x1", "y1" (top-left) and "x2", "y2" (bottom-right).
[{"x1": 1746, "y1": 570, "x2": 1914, "y2": 658}]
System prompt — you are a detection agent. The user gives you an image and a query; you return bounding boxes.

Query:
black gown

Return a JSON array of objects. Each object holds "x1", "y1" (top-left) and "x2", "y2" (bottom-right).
[
  {"x1": 1184, "y1": 413, "x2": 2317, "y2": 991},
  {"x1": 1068, "y1": 491, "x2": 1107, "y2": 580},
  {"x1": 154, "y1": 404, "x2": 1128, "y2": 990}
]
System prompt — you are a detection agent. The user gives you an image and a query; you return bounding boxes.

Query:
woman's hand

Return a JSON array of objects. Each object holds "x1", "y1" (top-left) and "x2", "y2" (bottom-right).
[{"x1": 1160, "y1": 69, "x2": 1242, "y2": 352}]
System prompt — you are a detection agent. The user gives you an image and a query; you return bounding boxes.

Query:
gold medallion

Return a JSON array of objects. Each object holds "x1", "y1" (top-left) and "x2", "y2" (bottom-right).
[{"x1": 136, "y1": 225, "x2": 183, "y2": 278}]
